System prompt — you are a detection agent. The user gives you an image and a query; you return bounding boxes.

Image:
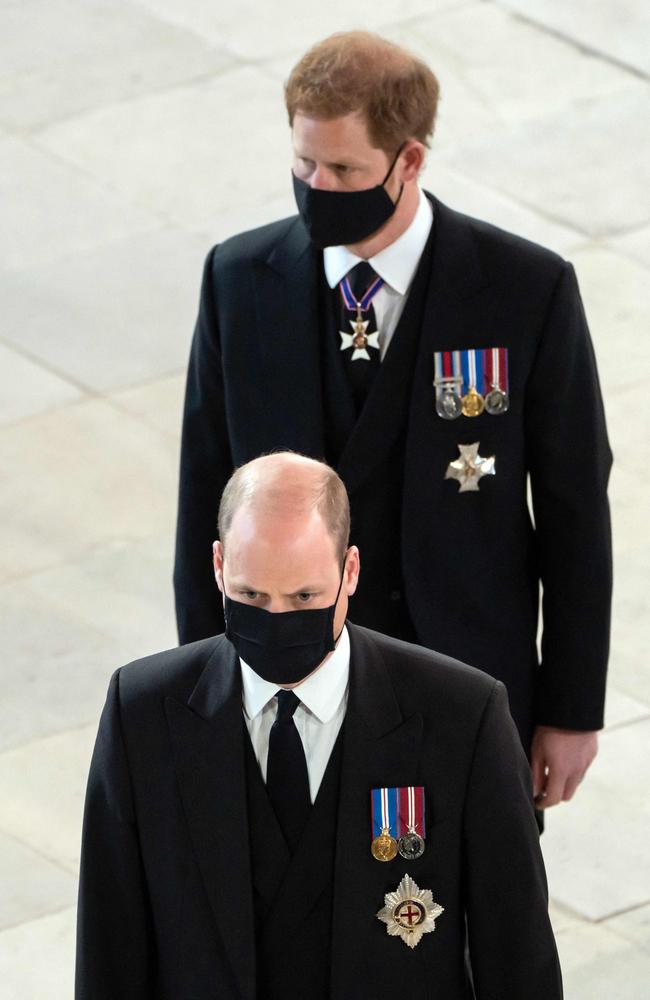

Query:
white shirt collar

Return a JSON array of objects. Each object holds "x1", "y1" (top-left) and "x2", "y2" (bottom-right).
[
  {"x1": 323, "y1": 187, "x2": 433, "y2": 295},
  {"x1": 240, "y1": 624, "x2": 350, "y2": 724}
]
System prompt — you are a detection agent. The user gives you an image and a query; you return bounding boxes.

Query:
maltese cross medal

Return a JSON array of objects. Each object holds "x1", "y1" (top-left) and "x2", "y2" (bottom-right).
[
  {"x1": 339, "y1": 317, "x2": 380, "y2": 361},
  {"x1": 444, "y1": 442, "x2": 495, "y2": 493}
]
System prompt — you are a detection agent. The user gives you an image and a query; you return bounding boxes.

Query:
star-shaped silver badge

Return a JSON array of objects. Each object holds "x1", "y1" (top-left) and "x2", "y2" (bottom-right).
[
  {"x1": 444, "y1": 442, "x2": 495, "y2": 492},
  {"x1": 339, "y1": 318, "x2": 380, "y2": 361},
  {"x1": 376, "y1": 874, "x2": 444, "y2": 949}
]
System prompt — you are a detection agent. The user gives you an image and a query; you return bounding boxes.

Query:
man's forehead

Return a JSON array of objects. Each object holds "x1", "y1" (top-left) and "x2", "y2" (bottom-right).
[
  {"x1": 227, "y1": 502, "x2": 334, "y2": 551},
  {"x1": 292, "y1": 111, "x2": 376, "y2": 155}
]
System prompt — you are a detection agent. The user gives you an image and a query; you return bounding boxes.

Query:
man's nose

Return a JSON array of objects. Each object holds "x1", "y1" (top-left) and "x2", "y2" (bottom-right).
[
  {"x1": 310, "y1": 165, "x2": 337, "y2": 190},
  {"x1": 267, "y1": 598, "x2": 293, "y2": 614}
]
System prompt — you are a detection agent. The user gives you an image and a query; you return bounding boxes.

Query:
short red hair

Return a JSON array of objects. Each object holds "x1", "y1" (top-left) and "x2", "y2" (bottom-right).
[{"x1": 285, "y1": 31, "x2": 440, "y2": 154}]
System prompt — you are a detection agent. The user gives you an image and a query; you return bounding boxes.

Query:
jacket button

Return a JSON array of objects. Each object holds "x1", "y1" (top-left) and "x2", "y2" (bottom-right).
[{"x1": 389, "y1": 589, "x2": 402, "y2": 602}]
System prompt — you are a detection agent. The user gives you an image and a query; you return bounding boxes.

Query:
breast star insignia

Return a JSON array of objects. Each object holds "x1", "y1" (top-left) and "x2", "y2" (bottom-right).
[
  {"x1": 376, "y1": 874, "x2": 444, "y2": 949},
  {"x1": 339, "y1": 317, "x2": 380, "y2": 361},
  {"x1": 444, "y1": 442, "x2": 496, "y2": 492}
]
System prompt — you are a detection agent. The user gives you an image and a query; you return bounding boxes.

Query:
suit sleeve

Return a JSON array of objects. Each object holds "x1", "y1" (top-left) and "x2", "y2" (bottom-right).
[
  {"x1": 75, "y1": 671, "x2": 154, "y2": 999},
  {"x1": 526, "y1": 261, "x2": 612, "y2": 730},
  {"x1": 174, "y1": 247, "x2": 233, "y2": 644},
  {"x1": 464, "y1": 681, "x2": 563, "y2": 1000}
]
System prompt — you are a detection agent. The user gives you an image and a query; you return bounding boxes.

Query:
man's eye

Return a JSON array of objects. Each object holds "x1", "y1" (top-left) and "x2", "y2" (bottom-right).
[
  {"x1": 296, "y1": 592, "x2": 313, "y2": 603},
  {"x1": 240, "y1": 591, "x2": 259, "y2": 600}
]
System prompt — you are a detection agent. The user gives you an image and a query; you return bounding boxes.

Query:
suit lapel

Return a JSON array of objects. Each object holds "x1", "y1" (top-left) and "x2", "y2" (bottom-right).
[
  {"x1": 252, "y1": 219, "x2": 326, "y2": 458},
  {"x1": 330, "y1": 626, "x2": 425, "y2": 999},
  {"x1": 165, "y1": 637, "x2": 256, "y2": 1000}
]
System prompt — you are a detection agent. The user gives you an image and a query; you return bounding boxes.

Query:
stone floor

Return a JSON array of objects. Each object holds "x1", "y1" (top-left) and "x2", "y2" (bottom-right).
[{"x1": 1, "y1": 1, "x2": 649, "y2": 996}]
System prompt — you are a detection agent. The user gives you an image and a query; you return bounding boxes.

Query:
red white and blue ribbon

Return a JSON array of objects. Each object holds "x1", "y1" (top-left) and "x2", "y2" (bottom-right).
[
  {"x1": 371, "y1": 787, "x2": 399, "y2": 839},
  {"x1": 434, "y1": 347, "x2": 509, "y2": 399},
  {"x1": 372, "y1": 786, "x2": 426, "y2": 840},
  {"x1": 340, "y1": 272, "x2": 385, "y2": 313}
]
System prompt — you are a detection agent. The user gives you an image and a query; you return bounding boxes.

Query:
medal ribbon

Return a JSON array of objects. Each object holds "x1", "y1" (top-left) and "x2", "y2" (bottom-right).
[
  {"x1": 371, "y1": 787, "x2": 399, "y2": 838},
  {"x1": 461, "y1": 349, "x2": 484, "y2": 394},
  {"x1": 397, "y1": 786, "x2": 425, "y2": 838},
  {"x1": 340, "y1": 272, "x2": 385, "y2": 313},
  {"x1": 483, "y1": 346, "x2": 509, "y2": 394},
  {"x1": 434, "y1": 351, "x2": 462, "y2": 386}
]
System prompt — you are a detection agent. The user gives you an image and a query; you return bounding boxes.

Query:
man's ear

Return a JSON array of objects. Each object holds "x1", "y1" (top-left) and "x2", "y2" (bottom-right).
[
  {"x1": 213, "y1": 540, "x2": 224, "y2": 593},
  {"x1": 400, "y1": 140, "x2": 426, "y2": 182},
  {"x1": 344, "y1": 545, "x2": 360, "y2": 597}
]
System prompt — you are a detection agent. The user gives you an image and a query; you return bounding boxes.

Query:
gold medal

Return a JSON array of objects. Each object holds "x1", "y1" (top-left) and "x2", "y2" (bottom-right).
[
  {"x1": 461, "y1": 386, "x2": 485, "y2": 417},
  {"x1": 371, "y1": 828, "x2": 398, "y2": 862}
]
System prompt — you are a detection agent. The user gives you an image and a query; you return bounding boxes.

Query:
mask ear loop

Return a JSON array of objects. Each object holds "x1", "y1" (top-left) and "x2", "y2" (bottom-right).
[
  {"x1": 381, "y1": 141, "x2": 407, "y2": 210},
  {"x1": 332, "y1": 549, "x2": 350, "y2": 645}
]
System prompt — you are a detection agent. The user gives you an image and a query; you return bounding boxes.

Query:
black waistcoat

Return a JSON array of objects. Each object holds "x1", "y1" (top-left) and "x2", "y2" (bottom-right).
[
  {"x1": 245, "y1": 729, "x2": 344, "y2": 1000},
  {"x1": 319, "y1": 227, "x2": 436, "y2": 642}
]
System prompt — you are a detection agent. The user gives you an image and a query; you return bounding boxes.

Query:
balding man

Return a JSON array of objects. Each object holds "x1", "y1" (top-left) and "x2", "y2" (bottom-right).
[{"x1": 77, "y1": 453, "x2": 562, "y2": 1000}]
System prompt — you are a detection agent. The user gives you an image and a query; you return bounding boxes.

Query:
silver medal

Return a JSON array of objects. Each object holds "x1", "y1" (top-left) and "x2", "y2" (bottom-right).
[{"x1": 398, "y1": 830, "x2": 425, "y2": 860}]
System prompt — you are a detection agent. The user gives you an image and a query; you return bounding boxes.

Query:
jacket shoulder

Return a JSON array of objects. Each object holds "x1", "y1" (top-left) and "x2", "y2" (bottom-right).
[
  {"x1": 114, "y1": 635, "x2": 225, "y2": 706},
  {"x1": 210, "y1": 215, "x2": 300, "y2": 269},
  {"x1": 431, "y1": 194, "x2": 568, "y2": 284},
  {"x1": 349, "y1": 623, "x2": 499, "y2": 711}
]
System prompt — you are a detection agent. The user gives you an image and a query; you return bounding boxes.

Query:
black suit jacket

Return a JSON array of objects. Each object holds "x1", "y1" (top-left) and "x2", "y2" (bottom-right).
[
  {"x1": 174, "y1": 196, "x2": 612, "y2": 743},
  {"x1": 76, "y1": 625, "x2": 562, "y2": 999}
]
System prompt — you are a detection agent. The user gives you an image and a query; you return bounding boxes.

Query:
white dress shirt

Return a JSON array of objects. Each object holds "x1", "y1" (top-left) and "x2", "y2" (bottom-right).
[
  {"x1": 240, "y1": 626, "x2": 350, "y2": 803},
  {"x1": 323, "y1": 187, "x2": 434, "y2": 359}
]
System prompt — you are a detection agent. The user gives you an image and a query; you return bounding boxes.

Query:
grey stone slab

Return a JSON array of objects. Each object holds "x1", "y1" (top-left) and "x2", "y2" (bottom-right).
[
  {"x1": 133, "y1": 0, "x2": 463, "y2": 60},
  {"x1": 605, "y1": 903, "x2": 650, "y2": 954},
  {"x1": 0, "y1": 832, "x2": 77, "y2": 930},
  {"x1": 36, "y1": 67, "x2": 293, "y2": 230},
  {"x1": 0, "y1": 726, "x2": 95, "y2": 872},
  {"x1": 400, "y1": 2, "x2": 635, "y2": 132},
  {"x1": 604, "y1": 686, "x2": 650, "y2": 728},
  {"x1": 0, "y1": 342, "x2": 82, "y2": 425},
  {"x1": 607, "y1": 547, "x2": 650, "y2": 707},
  {"x1": 109, "y1": 373, "x2": 186, "y2": 441},
  {"x1": 554, "y1": 922, "x2": 650, "y2": 1000},
  {"x1": 439, "y1": 87, "x2": 650, "y2": 237},
  {"x1": 548, "y1": 899, "x2": 582, "y2": 935},
  {"x1": 541, "y1": 719, "x2": 650, "y2": 919},
  {"x1": 0, "y1": 907, "x2": 76, "y2": 1000},
  {"x1": 191, "y1": 191, "x2": 298, "y2": 245},
  {"x1": 499, "y1": 0, "x2": 650, "y2": 76},
  {"x1": 611, "y1": 226, "x2": 650, "y2": 272},
  {"x1": 17, "y1": 533, "x2": 178, "y2": 673},
  {"x1": 0, "y1": 135, "x2": 160, "y2": 272},
  {"x1": 570, "y1": 246, "x2": 650, "y2": 395},
  {"x1": 0, "y1": 399, "x2": 178, "y2": 582},
  {"x1": 1, "y1": 228, "x2": 205, "y2": 392},
  {"x1": 422, "y1": 163, "x2": 584, "y2": 256},
  {"x1": 0, "y1": 534, "x2": 177, "y2": 750},
  {"x1": 0, "y1": 0, "x2": 234, "y2": 130},
  {"x1": 0, "y1": 578, "x2": 118, "y2": 751}
]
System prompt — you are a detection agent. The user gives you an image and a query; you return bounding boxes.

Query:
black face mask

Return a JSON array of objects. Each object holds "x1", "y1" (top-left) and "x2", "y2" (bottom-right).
[
  {"x1": 292, "y1": 146, "x2": 404, "y2": 249},
  {"x1": 224, "y1": 568, "x2": 345, "y2": 686}
]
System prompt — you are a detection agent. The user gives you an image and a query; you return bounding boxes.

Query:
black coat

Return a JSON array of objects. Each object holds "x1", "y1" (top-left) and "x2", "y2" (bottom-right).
[
  {"x1": 75, "y1": 624, "x2": 562, "y2": 999},
  {"x1": 174, "y1": 195, "x2": 612, "y2": 745}
]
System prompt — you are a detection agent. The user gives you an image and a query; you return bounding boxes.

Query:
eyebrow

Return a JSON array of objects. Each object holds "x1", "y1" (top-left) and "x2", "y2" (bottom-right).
[{"x1": 234, "y1": 583, "x2": 324, "y2": 596}]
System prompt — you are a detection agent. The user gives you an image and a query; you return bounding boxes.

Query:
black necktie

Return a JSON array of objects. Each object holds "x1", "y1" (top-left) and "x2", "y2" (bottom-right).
[
  {"x1": 266, "y1": 690, "x2": 311, "y2": 852},
  {"x1": 339, "y1": 261, "x2": 382, "y2": 412}
]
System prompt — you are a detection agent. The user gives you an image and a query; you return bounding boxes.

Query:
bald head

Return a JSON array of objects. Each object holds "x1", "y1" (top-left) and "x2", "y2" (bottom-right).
[{"x1": 218, "y1": 453, "x2": 350, "y2": 564}]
